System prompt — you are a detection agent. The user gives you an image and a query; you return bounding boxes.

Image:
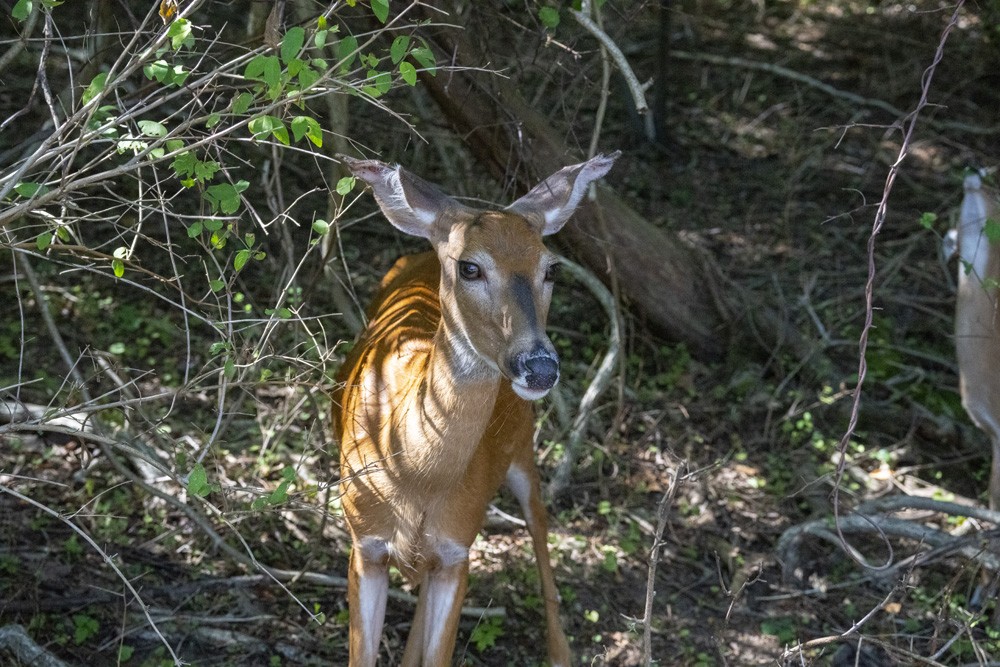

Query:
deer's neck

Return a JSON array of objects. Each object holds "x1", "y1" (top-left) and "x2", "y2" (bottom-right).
[{"x1": 398, "y1": 321, "x2": 500, "y2": 486}]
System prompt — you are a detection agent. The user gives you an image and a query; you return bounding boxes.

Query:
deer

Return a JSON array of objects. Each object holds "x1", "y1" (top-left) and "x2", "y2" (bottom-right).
[
  {"x1": 332, "y1": 151, "x2": 619, "y2": 666},
  {"x1": 951, "y1": 172, "x2": 1000, "y2": 510}
]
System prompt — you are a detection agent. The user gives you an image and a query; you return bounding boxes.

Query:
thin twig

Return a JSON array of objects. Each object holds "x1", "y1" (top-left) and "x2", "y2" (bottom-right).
[
  {"x1": 16, "y1": 254, "x2": 87, "y2": 391},
  {"x1": 831, "y1": 0, "x2": 964, "y2": 572},
  {"x1": 642, "y1": 465, "x2": 683, "y2": 666},
  {"x1": 569, "y1": 7, "x2": 647, "y2": 116},
  {"x1": 586, "y1": 3, "x2": 612, "y2": 160}
]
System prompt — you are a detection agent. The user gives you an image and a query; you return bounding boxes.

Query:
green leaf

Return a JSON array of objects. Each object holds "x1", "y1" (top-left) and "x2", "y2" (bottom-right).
[
  {"x1": 374, "y1": 70, "x2": 391, "y2": 94},
  {"x1": 539, "y1": 6, "x2": 560, "y2": 29},
  {"x1": 188, "y1": 463, "x2": 210, "y2": 497},
  {"x1": 269, "y1": 479, "x2": 290, "y2": 504},
  {"x1": 245, "y1": 54, "x2": 266, "y2": 79},
  {"x1": 36, "y1": 232, "x2": 53, "y2": 251},
  {"x1": 470, "y1": 617, "x2": 504, "y2": 652},
  {"x1": 82, "y1": 72, "x2": 108, "y2": 106},
  {"x1": 203, "y1": 181, "x2": 248, "y2": 214},
  {"x1": 234, "y1": 249, "x2": 251, "y2": 272},
  {"x1": 251, "y1": 115, "x2": 289, "y2": 144},
  {"x1": 209, "y1": 279, "x2": 225, "y2": 292},
  {"x1": 118, "y1": 645, "x2": 134, "y2": 662},
  {"x1": 266, "y1": 307, "x2": 293, "y2": 319},
  {"x1": 187, "y1": 221, "x2": 203, "y2": 238},
  {"x1": 144, "y1": 60, "x2": 169, "y2": 83},
  {"x1": 312, "y1": 219, "x2": 330, "y2": 235},
  {"x1": 336, "y1": 35, "x2": 358, "y2": 72},
  {"x1": 251, "y1": 496, "x2": 269, "y2": 511},
  {"x1": 263, "y1": 56, "x2": 282, "y2": 93},
  {"x1": 918, "y1": 211, "x2": 937, "y2": 230},
  {"x1": 409, "y1": 45, "x2": 436, "y2": 75},
  {"x1": 73, "y1": 614, "x2": 99, "y2": 645},
  {"x1": 142, "y1": 60, "x2": 187, "y2": 87},
  {"x1": 205, "y1": 112, "x2": 221, "y2": 128},
  {"x1": 111, "y1": 258, "x2": 125, "y2": 278},
  {"x1": 370, "y1": 0, "x2": 389, "y2": 23},
  {"x1": 315, "y1": 29, "x2": 329, "y2": 49},
  {"x1": 12, "y1": 0, "x2": 32, "y2": 21},
  {"x1": 273, "y1": 125, "x2": 290, "y2": 145},
  {"x1": 167, "y1": 18, "x2": 194, "y2": 50},
  {"x1": 245, "y1": 54, "x2": 282, "y2": 93},
  {"x1": 297, "y1": 63, "x2": 320, "y2": 91},
  {"x1": 362, "y1": 69, "x2": 391, "y2": 98},
  {"x1": 203, "y1": 218, "x2": 224, "y2": 232},
  {"x1": 280, "y1": 26, "x2": 305, "y2": 64},
  {"x1": 116, "y1": 139, "x2": 147, "y2": 155},
  {"x1": 232, "y1": 92, "x2": 254, "y2": 115},
  {"x1": 138, "y1": 120, "x2": 168, "y2": 137},
  {"x1": 399, "y1": 61, "x2": 417, "y2": 86},
  {"x1": 171, "y1": 64, "x2": 189, "y2": 85},
  {"x1": 249, "y1": 114, "x2": 286, "y2": 141},
  {"x1": 390, "y1": 35, "x2": 410, "y2": 64},
  {"x1": 63, "y1": 534, "x2": 83, "y2": 556},
  {"x1": 987, "y1": 218, "x2": 1000, "y2": 243},
  {"x1": 171, "y1": 151, "x2": 195, "y2": 177},
  {"x1": 15, "y1": 182, "x2": 48, "y2": 198},
  {"x1": 336, "y1": 176, "x2": 356, "y2": 196},
  {"x1": 291, "y1": 116, "x2": 322, "y2": 147},
  {"x1": 194, "y1": 159, "x2": 220, "y2": 182}
]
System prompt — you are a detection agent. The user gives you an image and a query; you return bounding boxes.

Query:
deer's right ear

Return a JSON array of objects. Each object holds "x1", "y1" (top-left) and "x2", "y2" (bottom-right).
[{"x1": 340, "y1": 155, "x2": 458, "y2": 239}]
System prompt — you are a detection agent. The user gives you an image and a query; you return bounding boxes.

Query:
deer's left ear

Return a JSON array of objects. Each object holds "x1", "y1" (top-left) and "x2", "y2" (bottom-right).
[{"x1": 506, "y1": 151, "x2": 620, "y2": 236}]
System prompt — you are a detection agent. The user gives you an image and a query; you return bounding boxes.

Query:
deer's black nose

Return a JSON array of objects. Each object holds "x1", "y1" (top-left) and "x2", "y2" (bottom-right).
[{"x1": 517, "y1": 352, "x2": 559, "y2": 390}]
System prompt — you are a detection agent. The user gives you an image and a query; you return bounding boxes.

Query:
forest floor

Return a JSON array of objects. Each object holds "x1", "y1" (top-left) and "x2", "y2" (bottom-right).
[{"x1": 3, "y1": 1, "x2": 1000, "y2": 666}]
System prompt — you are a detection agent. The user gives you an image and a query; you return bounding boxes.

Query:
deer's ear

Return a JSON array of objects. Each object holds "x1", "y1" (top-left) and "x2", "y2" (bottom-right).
[
  {"x1": 506, "y1": 151, "x2": 621, "y2": 235},
  {"x1": 340, "y1": 155, "x2": 460, "y2": 239}
]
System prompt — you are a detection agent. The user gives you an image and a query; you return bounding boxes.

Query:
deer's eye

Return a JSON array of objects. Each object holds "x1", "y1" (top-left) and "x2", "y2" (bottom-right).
[
  {"x1": 544, "y1": 262, "x2": 561, "y2": 282},
  {"x1": 458, "y1": 261, "x2": 482, "y2": 281}
]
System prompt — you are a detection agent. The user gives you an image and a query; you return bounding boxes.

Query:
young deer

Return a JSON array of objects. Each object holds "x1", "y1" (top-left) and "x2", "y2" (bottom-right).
[
  {"x1": 953, "y1": 172, "x2": 1000, "y2": 509},
  {"x1": 333, "y1": 152, "x2": 619, "y2": 666}
]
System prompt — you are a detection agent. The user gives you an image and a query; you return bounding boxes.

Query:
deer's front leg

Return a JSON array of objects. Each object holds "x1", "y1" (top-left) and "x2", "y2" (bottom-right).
[
  {"x1": 402, "y1": 539, "x2": 470, "y2": 667},
  {"x1": 507, "y1": 461, "x2": 571, "y2": 667},
  {"x1": 348, "y1": 537, "x2": 390, "y2": 667}
]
